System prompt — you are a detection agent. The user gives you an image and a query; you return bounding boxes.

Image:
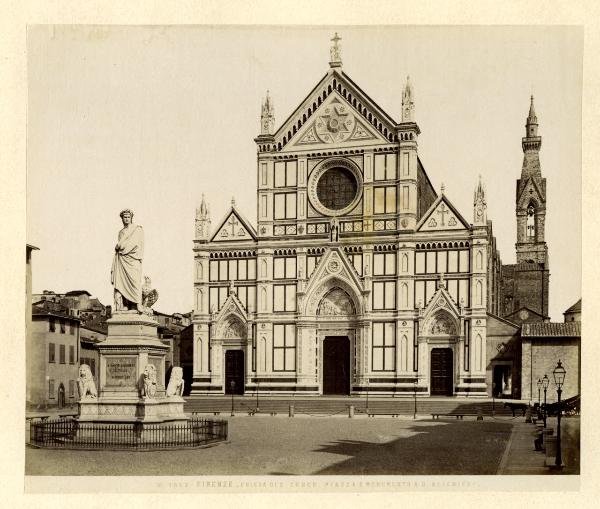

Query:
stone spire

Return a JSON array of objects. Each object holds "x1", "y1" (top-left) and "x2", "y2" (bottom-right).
[
  {"x1": 329, "y1": 32, "x2": 342, "y2": 68},
  {"x1": 195, "y1": 194, "x2": 211, "y2": 241},
  {"x1": 260, "y1": 90, "x2": 275, "y2": 136},
  {"x1": 522, "y1": 95, "x2": 541, "y2": 156},
  {"x1": 473, "y1": 175, "x2": 487, "y2": 225},
  {"x1": 401, "y1": 75, "x2": 415, "y2": 122}
]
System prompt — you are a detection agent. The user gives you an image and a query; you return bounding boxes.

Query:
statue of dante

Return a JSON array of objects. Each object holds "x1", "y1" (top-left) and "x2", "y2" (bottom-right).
[{"x1": 111, "y1": 209, "x2": 144, "y2": 312}]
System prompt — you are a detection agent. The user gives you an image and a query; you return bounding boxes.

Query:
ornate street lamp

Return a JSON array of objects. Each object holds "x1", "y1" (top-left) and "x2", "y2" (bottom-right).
[
  {"x1": 413, "y1": 380, "x2": 418, "y2": 419},
  {"x1": 541, "y1": 374, "x2": 550, "y2": 428},
  {"x1": 537, "y1": 378, "x2": 542, "y2": 417},
  {"x1": 553, "y1": 360, "x2": 566, "y2": 469},
  {"x1": 255, "y1": 380, "x2": 260, "y2": 413},
  {"x1": 230, "y1": 380, "x2": 235, "y2": 417}
]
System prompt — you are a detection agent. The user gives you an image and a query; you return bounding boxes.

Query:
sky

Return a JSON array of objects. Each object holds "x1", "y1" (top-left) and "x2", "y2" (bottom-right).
[{"x1": 26, "y1": 25, "x2": 582, "y2": 320}]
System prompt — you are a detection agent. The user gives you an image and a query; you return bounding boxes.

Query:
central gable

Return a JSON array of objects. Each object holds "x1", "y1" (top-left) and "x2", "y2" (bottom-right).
[
  {"x1": 275, "y1": 70, "x2": 398, "y2": 152},
  {"x1": 290, "y1": 95, "x2": 386, "y2": 149}
]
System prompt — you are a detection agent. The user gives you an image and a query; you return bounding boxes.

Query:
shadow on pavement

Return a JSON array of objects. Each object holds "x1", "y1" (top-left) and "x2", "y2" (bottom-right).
[{"x1": 313, "y1": 420, "x2": 512, "y2": 475}]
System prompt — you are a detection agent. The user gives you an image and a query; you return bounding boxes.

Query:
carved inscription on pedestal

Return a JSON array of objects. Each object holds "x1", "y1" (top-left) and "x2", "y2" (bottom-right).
[{"x1": 105, "y1": 357, "x2": 137, "y2": 387}]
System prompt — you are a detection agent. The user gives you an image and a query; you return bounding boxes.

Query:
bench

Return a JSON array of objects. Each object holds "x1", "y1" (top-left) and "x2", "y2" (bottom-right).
[
  {"x1": 431, "y1": 413, "x2": 482, "y2": 420},
  {"x1": 26, "y1": 415, "x2": 50, "y2": 422},
  {"x1": 367, "y1": 412, "x2": 402, "y2": 417}
]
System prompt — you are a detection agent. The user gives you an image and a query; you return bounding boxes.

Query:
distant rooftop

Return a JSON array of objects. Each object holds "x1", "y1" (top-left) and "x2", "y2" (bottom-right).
[
  {"x1": 563, "y1": 298, "x2": 581, "y2": 314},
  {"x1": 522, "y1": 322, "x2": 580, "y2": 338}
]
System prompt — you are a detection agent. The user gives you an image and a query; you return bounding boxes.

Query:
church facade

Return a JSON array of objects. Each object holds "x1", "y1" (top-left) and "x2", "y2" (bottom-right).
[{"x1": 190, "y1": 35, "x2": 553, "y2": 398}]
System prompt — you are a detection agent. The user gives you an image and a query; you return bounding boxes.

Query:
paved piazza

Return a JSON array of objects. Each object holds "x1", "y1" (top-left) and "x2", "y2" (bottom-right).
[{"x1": 26, "y1": 416, "x2": 513, "y2": 476}]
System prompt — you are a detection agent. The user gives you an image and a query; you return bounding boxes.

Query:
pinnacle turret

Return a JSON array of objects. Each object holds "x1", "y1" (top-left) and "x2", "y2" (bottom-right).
[
  {"x1": 401, "y1": 75, "x2": 415, "y2": 123},
  {"x1": 473, "y1": 175, "x2": 487, "y2": 225},
  {"x1": 195, "y1": 195, "x2": 211, "y2": 241},
  {"x1": 260, "y1": 90, "x2": 275, "y2": 136}
]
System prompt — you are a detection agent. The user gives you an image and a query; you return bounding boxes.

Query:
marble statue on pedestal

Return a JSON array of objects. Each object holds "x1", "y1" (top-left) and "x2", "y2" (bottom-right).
[
  {"x1": 166, "y1": 367, "x2": 185, "y2": 397},
  {"x1": 77, "y1": 364, "x2": 97, "y2": 400},
  {"x1": 111, "y1": 209, "x2": 144, "y2": 312}
]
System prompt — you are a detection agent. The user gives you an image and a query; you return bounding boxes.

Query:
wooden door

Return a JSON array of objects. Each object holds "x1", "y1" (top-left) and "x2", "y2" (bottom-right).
[
  {"x1": 430, "y1": 348, "x2": 453, "y2": 396},
  {"x1": 323, "y1": 337, "x2": 350, "y2": 395},
  {"x1": 225, "y1": 350, "x2": 245, "y2": 395}
]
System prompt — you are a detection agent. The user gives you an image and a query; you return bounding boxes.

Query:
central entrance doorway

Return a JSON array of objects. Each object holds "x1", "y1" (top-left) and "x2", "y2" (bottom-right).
[
  {"x1": 323, "y1": 336, "x2": 350, "y2": 395},
  {"x1": 430, "y1": 348, "x2": 453, "y2": 396},
  {"x1": 225, "y1": 350, "x2": 245, "y2": 395}
]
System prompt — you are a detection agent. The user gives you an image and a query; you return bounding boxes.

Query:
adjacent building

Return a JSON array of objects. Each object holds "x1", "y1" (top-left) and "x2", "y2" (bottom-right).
[{"x1": 29, "y1": 300, "x2": 81, "y2": 409}]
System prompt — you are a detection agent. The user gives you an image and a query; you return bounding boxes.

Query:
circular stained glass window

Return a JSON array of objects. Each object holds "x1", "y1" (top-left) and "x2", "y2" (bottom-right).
[{"x1": 316, "y1": 167, "x2": 358, "y2": 211}]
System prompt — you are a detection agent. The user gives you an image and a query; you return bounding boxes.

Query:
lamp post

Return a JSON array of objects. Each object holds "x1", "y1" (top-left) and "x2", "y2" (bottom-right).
[
  {"x1": 255, "y1": 380, "x2": 259, "y2": 413},
  {"x1": 230, "y1": 380, "x2": 235, "y2": 417},
  {"x1": 542, "y1": 374, "x2": 550, "y2": 428},
  {"x1": 553, "y1": 360, "x2": 566, "y2": 469},
  {"x1": 413, "y1": 380, "x2": 418, "y2": 419}
]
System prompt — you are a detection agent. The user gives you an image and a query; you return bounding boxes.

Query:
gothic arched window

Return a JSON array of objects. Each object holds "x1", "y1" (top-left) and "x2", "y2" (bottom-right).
[{"x1": 526, "y1": 204, "x2": 535, "y2": 238}]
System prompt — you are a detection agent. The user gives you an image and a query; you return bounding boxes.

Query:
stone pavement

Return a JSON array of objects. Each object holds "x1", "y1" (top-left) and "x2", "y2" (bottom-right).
[
  {"x1": 25, "y1": 413, "x2": 580, "y2": 476},
  {"x1": 498, "y1": 416, "x2": 580, "y2": 475}
]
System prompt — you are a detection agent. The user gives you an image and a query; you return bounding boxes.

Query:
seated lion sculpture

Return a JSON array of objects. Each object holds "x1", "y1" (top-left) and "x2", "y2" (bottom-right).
[
  {"x1": 166, "y1": 367, "x2": 185, "y2": 397},
  {"x1": 140, "y1": 364, "x2": 158, "y2": 400},
  {"x1": 77, "y1": 364, "x2": 97, "y2": 400}
]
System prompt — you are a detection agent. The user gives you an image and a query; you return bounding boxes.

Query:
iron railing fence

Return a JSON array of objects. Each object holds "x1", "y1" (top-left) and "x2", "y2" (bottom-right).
[{"x1": 29, "y1": 417, "x2": 228, "y2": 450}]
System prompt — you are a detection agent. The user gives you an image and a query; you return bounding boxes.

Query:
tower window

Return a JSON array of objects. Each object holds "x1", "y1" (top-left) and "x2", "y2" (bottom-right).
[{"x1": 526, "y1": 204, "x2": 535, "y2": 237}]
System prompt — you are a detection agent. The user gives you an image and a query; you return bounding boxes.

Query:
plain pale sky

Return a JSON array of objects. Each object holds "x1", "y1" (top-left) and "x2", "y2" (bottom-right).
[{"x1": 26, "y1": 25, "x2": 582, "y2": 320}]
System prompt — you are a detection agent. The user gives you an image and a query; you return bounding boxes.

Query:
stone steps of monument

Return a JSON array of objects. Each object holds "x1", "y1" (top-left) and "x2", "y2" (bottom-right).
[{"x1": 184, "y1": 397, "x2": 516, "y2": 417}]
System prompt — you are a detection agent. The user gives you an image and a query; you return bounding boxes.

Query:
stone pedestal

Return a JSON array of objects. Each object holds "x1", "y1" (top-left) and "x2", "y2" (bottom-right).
[{"x1": 77, "y1": 311, "x2": 187, "y2": 424}]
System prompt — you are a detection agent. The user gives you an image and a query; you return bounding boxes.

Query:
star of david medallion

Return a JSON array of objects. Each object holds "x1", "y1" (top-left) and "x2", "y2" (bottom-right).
[{"x1": 315, "y1": 102, "x2": 356, "y2": 143}]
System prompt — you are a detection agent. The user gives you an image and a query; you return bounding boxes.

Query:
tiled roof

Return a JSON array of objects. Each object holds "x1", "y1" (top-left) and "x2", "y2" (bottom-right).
[
  {"x1": 522, "y1": 322, "x2": 580, "y2": 337},
  {"x1": 32, "y1": 302, "x2": 79, "y2": 321},
  {"x1": 564, "y1": 298, "x2": 581, "y2": 314}
]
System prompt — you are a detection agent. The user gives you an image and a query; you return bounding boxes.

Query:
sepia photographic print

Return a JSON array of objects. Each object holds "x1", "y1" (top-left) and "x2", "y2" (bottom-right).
[{"x1": 18, "y1": 19, "x2": 588, "y2": 497}]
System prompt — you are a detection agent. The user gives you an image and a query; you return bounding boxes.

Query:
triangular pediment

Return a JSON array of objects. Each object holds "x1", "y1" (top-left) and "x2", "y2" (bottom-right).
[
  {"x1": 210, "y1": 207, "x2": 257, "y2": 242},
  {"x1": 287, "y1": 94, "x2": 389, "y2": 150},
  {"x1": 275, "y1": 70, "x2": 398, "y2": 151},
  {"x1": 504, "y1": 306, "x2": 545, "y2": 324},
  {"x1": 421, "y1": 284, "x2": 462, "y2": 335},
  {"x1": 517, "y1": 177, "x2": 545, "y2": 208},
  {"x1": 416, "y1": 195, "x2": 470, "y2": 232},
  {"x1": 302, "y1": 247, "x2": 367, "y2": 316},
  {"x1": 214, "y1": 290, "x2": 249, "y2": 324}
]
